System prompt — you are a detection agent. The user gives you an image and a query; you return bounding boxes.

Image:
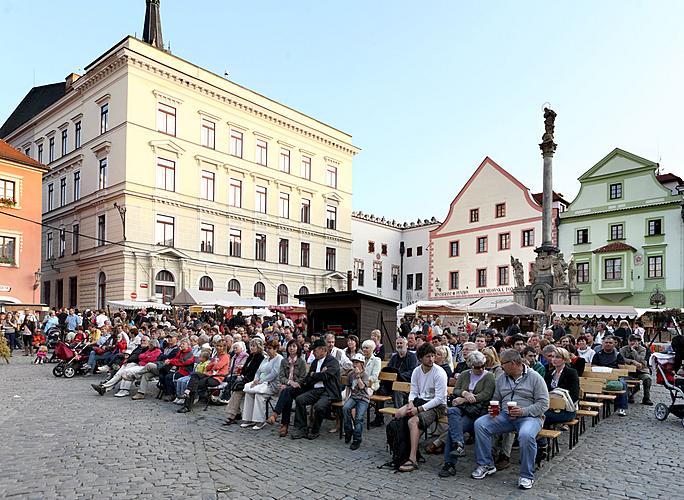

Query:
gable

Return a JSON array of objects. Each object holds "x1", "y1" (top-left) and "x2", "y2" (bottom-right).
[{"x1": 578, "y1": 148, "x2": 655, "y2": 181}]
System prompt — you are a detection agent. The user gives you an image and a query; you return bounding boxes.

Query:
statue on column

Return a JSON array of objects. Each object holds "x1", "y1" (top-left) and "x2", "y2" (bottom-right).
[
  {"x1": 568, "y1": 259, "x2": 577, "y2": 288},
  {"x1": 511, "y1": 256, "x2": 525, "y2": 288},
  {"x1": 542, "y1": 107, "x2": 557, "y2": 143},
  {"x1": 534, "y1": 290, "x2": 545, "y2": 311},
  {"x1": 553, "y1": 254, "x2": 567, "y2": 286},
  {"x1": 529, "y1": 263, "x2": 537, "y2": 285}
]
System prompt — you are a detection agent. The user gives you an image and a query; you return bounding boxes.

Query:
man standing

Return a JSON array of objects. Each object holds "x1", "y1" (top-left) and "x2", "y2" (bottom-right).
[
  {"x1": 291, "y1": 339, "x2": 342, "y2": 440},
  {"x1": 593, "y1": 335, "x2": 629, "y2": 416},
  {"x1": 471, "y1": 349, "x2": 549, "y2": 490},
  {"x1": 620, "y1": 334, "x2": 652, "y2": 405},
  {"x1": 550, "y1": 317, "x2": 566, "y2": 342},
  {"x1": 394, "y1": 343, "x2": 448, "y2": 473}
]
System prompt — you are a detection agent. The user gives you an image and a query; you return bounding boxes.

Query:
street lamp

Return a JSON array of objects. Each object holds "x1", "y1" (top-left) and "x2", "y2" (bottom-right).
[
  {"x1": 434, "y1": 277, "x2": 441, "y2": 292},
  {"x1": 114, "y1": 202, "x2": 127, "y2": 241}
]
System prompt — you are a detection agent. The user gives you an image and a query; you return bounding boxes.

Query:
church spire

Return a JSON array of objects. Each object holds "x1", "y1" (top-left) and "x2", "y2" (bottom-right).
[{"x1": 142, "y1": 0, "x2": 164, "y2": 50}]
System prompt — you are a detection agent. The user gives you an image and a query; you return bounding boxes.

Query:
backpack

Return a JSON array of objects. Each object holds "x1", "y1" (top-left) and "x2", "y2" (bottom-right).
[{"x1": 380, "y1": 416, "x2": 423, "y2": 471}]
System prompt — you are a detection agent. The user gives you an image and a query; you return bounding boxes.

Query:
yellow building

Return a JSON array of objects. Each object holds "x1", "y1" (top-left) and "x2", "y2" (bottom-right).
[{"x1": 1, "y1": 36, "x2": 358, "y2": 308}]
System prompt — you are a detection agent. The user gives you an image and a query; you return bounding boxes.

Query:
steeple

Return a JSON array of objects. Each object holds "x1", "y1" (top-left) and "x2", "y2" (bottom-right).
[{"x1": 142, "y1": 0, "x2": 164, "y2": 50}]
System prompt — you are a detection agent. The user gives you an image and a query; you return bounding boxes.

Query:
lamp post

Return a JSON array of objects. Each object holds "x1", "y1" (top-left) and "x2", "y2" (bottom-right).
[
  {"x1": 33, "y1": 269, "x2": 42, "y2": 303},
  {"x1": 114, "y1": 202, "x2": 127, "y2": 241}
]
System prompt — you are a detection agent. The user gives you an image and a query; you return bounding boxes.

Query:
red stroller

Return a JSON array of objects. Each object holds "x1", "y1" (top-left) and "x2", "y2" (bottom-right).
[{"x1": 52, "y1": 340, "x2": 89, "y2": 378}]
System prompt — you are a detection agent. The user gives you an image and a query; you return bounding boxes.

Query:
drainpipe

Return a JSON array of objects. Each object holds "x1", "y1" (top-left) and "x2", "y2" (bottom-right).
[{"x1": 399, "y1": 241, "x2": 405, "y2": 303}]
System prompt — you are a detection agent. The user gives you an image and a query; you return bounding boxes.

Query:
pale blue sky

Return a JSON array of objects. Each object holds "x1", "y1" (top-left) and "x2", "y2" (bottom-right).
[{"x1": 1, "y1": 1, "x2": 682, "y2": 221}]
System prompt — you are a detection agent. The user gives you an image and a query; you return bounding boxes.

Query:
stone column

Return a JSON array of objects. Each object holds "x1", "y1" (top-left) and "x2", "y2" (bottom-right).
[{"x1": 539, "y1": 107, "x2": 557, "y2": 250}]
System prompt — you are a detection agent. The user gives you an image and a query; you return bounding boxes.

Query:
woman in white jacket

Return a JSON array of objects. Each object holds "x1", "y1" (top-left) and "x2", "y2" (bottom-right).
[
  {"x1": 361, "y1": 339, "x2": 381, "y2": 392},
  {"x1": 240, "y1": 340, "x2": 283, "y2": 430}
]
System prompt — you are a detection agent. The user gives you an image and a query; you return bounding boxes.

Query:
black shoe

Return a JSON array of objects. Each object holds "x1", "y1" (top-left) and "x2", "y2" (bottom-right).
[
  {"x1": 628, "y1": 396, "x2": 635, "y2": 404},
  {"x1": 438, "y1": 463, "x2": 458, "y2": 478},
  {"x1": 344, "y1": 432, "x2": 352, "y2": 444},
  {"x1": 350, "y1": 441, "x2": 361, "y2": 450},
  {"x1": 290, "y1": 429, "x2": 306, "y2": 440},
  {"x1": 306, "y1": 430, "x2": 320, "y2": 440},
  {"x1": 91, "y1": 384, "x2": 106, "y2": 396},
  {"x1": 370, "y1": 418, "x2": 384, "y2": 428},
  {"x1": 177, "y1": 406, "x2": 191, "y2": 414},
  {"x1": 448, "y1": 442, "x2": 465, "y2": 461},
  {"x1": 642, "y1": 399, "x2": 653, "y2": 406}
]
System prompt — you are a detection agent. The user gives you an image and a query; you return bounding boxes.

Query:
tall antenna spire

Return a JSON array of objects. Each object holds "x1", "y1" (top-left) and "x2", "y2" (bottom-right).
[{"x1": 142, "y1": 0, "x2": 164, "y2": 50}]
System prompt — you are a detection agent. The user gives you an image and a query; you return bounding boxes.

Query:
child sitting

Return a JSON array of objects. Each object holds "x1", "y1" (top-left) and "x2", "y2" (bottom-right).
[
  {"x1": 173, "y1": 349, "x2": 211, "y2": 404},
  {"x1": 342, "y1": 353, "x2": 372, "y2": 450},
  {"x1": 34, "y1": 345, "x2": 48, "y2": 364}
]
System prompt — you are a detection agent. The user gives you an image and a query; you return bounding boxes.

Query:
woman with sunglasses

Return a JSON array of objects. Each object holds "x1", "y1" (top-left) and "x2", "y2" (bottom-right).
[{"x1": 438, "y1": 350, "x2": 495, "y2": 478}]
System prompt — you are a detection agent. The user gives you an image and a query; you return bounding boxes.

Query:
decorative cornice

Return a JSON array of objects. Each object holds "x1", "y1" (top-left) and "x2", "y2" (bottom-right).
[
  {"x1": 299, "y1": 148, "x2": 316, "y2": 157},
  {"x1": 71, "y1": 113, "x2": 83, "y2": 122},
  {"x1": 149, "y1": 139, "x2": 185, "y2": 158},
  {"x1": 153, "y1": 89, "x2": 183, "y2": 106},
  {"x1": 44, "y1": 154, "x2": 84, "y2": 181},
  {"x1": 58, "y1": 122, "x2": 69, "y2": 130},
  {"x1": 197, "y1": 109, "x2": 221, "y2": 122},
  {"x1": 95, "y1": 93, "x2": 111, "y2": 105},
  {"x1": 91, "y1": 140, "x2": 111, "y2": 159},
  {"x1": 194, "y1": 154, "x2": 221, "y2": 168},
  {"x1": 352, "y1": 211, "x2": 441, "y2": 230},
  {"x1": 227, "y1": 121, "x2": 248, "y2": 132},
  {"x1": 277, "y1": 140, "x2": 295, "y2": 149},
  {"x1": 253, "y1": 131, "x2": 273, "y2": 141},
  {"x1": 324, "y1": 156, "x2": 341, "y2": 166}
]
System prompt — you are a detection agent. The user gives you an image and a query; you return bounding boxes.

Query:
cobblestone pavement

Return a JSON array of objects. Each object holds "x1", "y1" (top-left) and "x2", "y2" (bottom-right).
[{"x1": 1, "y1": 355, "x2": 682, "y2": 499}]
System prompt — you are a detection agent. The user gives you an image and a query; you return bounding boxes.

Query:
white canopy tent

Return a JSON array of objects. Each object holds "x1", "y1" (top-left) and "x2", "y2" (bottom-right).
[
  {"x1": 107, "y1": 300, "x2": 172, "y2": 311},
  {"x1": 398, "y1": 300, "x2": 470, "y2": 317},
  {"x1": 203, "y1": 296, "x2": 269, "y2": 308},
  {"x1": 550, "y1": 304, "x2": 638, "y2": 319},
  {"x1": 171, "y1": 288, "x2": 240, "y2": 306}
]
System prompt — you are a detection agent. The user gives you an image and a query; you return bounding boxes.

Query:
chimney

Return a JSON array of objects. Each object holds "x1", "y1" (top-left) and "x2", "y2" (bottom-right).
[
  {"x1": 347, "y1": 271, "x2": 353, "y2": 291},
  {"x1": 143, "y1": 0, "x2": 164, "y2": 50},
  {"x1": 64, "y1": 73, "x2": 81, "y2": 92}
]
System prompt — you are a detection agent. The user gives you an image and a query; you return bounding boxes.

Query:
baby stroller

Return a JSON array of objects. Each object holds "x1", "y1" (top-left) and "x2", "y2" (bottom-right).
[
  {"x1": 651, "y1": 352, "x2": 684, "y2": 428},
  {"x1": 52, "y1": 340, "x2": 89, "y2": 378}
]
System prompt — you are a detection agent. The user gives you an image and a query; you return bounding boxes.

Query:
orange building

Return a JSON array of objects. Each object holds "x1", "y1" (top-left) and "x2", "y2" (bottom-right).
[{"x1": 0, "y1": 139, "x2": 48, "y2": 305}]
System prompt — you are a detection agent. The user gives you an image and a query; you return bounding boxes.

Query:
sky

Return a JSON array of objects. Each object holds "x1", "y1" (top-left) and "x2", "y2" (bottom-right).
[{"x1": 1, "y1": 0, "x2": 682, "y2": 222}]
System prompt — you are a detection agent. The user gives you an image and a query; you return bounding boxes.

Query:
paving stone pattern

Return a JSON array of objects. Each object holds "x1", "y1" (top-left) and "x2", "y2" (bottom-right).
[{"x1": 0, "y1": 356, "x2": 681, "y2": 499}]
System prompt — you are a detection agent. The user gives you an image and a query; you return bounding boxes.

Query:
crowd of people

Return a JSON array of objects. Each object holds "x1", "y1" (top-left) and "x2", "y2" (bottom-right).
[{"x1": 2, "y1": 306, "x2": 681, "y2": 491}]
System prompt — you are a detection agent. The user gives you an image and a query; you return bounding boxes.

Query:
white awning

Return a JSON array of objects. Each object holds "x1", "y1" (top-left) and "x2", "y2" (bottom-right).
[
  {"x1": 550, "y1": 304, "x2": 638, "y2": 319},
  {"x1": 107, "y1": 300, "x2": 172, "y2": 310},
  {"x1": 468, "y1": 296, "x2": 514, "y2": 313}
]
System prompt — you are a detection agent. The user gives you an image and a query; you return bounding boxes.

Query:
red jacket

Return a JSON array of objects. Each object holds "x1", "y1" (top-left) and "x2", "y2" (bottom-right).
[
  {"x1": 138, "y1": 348, "x2": 161, "y2": 366},
  {"x1": 168, "y1": 348, "x2": 195, "y2": 376},
  {"x1": 206, "y1": 353, "x2": 230, "y2": 382}
]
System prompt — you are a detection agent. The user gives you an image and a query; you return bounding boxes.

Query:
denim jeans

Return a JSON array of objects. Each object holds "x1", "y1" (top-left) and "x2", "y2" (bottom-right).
[
  {"x1": 176, "y1": 375, "x2": 192, "y2": 396},
  {"x1": 474, "y1": 414, "x2": 542, "y2": 480},
  {"x1": 616, "y1": 378, "x2": 628, "y2": 410},
  {"x1": 444, "y1": 406, "x2": 475, "y2": 464},
  {"x1": 87, "y1": 350, "x2": 114, "y2": 370},
  {"x1": 343, "y1": 397, "x2": 369, "y2": 442}
]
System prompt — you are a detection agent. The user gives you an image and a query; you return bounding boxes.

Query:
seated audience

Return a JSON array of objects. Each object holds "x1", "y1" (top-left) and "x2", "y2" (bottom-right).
[
  {"x1": 223, "y1": 338, "x2": 265, "y2": 425},
  {"x1": 238, "y1": 340, "x2": 283, "y2": 428},
  {"x1": 593, "y1": 335, "x2": 629, "y2": 416},
  {"x1": 343, "y1": 353, "x2": 372, "y2": 450},
  {"x1": 267, "y1": 340, "x2": 307, "y2": 437},
  {"x1": 178, "y1": 340, "x2": 230, "y2": 413},
  {"x1": 620, "y1": 334, "x2": 653, "y2": 405}
]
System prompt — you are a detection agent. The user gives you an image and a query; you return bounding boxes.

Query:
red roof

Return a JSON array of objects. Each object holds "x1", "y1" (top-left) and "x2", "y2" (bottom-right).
[
  {"x1": 531, "y1": 191, "x2": 569, "y2": 206},
  {"x1": 0, "y1": 139, "x2": 47, "y2": 170},
  {"x1": 656, "y1": 173, "x2": 683, "y2": 185},
  {"x1": 593, "y1": 242, "x2": 637, "y2": 254}
]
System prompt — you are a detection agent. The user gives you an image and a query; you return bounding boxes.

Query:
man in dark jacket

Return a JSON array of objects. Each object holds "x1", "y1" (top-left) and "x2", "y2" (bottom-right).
[
  {"x1": 593, "y1": 335, "x2": 629, "y2": 416},
  {"x1": 291, "y1": 339, "x2": 341, "y2": 440},
  {"x1": 550, "y1": 317, "x2": 567, "y2": 342}
]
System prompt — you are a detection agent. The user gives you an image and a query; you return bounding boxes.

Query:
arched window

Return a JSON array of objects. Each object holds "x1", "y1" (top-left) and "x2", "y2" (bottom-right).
[
  {"x1": 297, "y1": 286, "x2": 309, "y2": 305},
  {"x1": 277, "y1": 284, "x2": 288, "y2": 305},
  {"x1": 199, "y1": 275, "x2": 214, "y2": 291},
  {"x1": 327, "y1": 287, "x2": 335, "y2": 293},
  {"x1": 227, "y1": 279, "x2": 241, "y2": 295},
  {"x1": 155, "y1": 270, "x2": 175, "y2": 304},
  {"x1": 97, "y1": 272, "x2": 107, "y2": 310},
  {"x1": 253, "y1": 281, "x2": 266, "y2": 300}
]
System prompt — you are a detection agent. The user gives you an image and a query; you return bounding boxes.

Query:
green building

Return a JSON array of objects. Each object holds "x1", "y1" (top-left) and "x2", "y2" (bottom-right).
[{"x1": 559, "y1": 148, "x2": 683, "y2": 308}]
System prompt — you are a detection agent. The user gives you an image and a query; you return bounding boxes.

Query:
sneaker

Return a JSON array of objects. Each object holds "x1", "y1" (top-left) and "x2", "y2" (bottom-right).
[
  {"x1": 252, "y1": 422, "x2": 267, "y2": 430},
  {"x1": 91, "y1": 384, "x2": 106, "y2": 396},
  {"x1": 97, "y1": 366, "x2": 110, "y2": 373},
  {"x1": 495, "y1": 454, "x2": 510, "y2": 470},
  {"x1": 131, "y1": 393, "x2": 146, "y2": 400},
  {"x1": 449, "y1": 442, "x2": 465, "y2": 461},
  {"x1": 617, "y1": 409, "x2": 627, "y2": 417},
  {"x1": 173, "y1": 398, "x2": 184, "y2": 405},
  {"x1": 240, "y1": 422, "x2": 254, "y2": 428},
  {"x1": 114, "y1": 390, "x2": 129, "y2": 398},
  {"x1": 290, "y1": 429, "x2": 306, "y2": 440},
  {"x1": 350, "y1": 441, "x2": 361, "y2": 451},
  {"x1": 439, "y1": 463, "x2": 458, "y2": 478},
  {"x1": 471, "y1": 464, "x2": 497, "y2": 480},
  {"x1": 344, "y1": 432, "x2": 352, "y2": 444},
  {"x1": 518, "y1": 478, "x2": 534, "y2": 490},
  {"x1": 306, "y1": 430, "x2": 320, "y2": 440}
]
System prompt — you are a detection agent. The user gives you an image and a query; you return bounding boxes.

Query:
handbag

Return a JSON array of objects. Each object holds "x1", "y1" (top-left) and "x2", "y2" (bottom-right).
[
  {"x1": 232, "y1": 379, "x2": 246, "y2": 392},
  {"x1": 459, "y1": 402, "x2": 486, "y2": 419},
  {"x1": 605, "y1": 380, "x2": 624, "y2": 392}
]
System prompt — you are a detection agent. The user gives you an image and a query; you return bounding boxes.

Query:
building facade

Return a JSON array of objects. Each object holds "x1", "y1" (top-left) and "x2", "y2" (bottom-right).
[
  {"x1": 1, "y1": 37, "x2": 358, "y2": 309},
  {"x1": 0, "y1": 140, "x2": 48, "y2": 305},
  {"x1": 351, "y1": 212, "x2": 438, "y2": 306},
  {"x1": 429, "y1": 157, "x2": 563, "y2": 306},
  {"x1": 558, "y1": 148, "x2": 684, "y2": 308}
]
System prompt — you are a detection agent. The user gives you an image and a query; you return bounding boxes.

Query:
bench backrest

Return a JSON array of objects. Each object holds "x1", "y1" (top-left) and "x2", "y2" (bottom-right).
[
  {"x1": 392, "y1": 381, "x2": 411, "y2": 393},
  {"x1": 549, "y1": 396, "x2": 567, "y2": 411},
  {"x1": 379, "y1": 371, "x2": 398, "y2": 382}
]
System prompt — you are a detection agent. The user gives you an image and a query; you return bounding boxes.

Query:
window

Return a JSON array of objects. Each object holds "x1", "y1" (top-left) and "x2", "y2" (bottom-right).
[
  {"x1": 200, "y1": 118, "x2": 215, "y2": 149},
  {"x1": 279, "y1": 192, "x2": 290, "y2": 219},
  {"x1": 326, "y1": 165, "x2": 338, "y2": 188},
  {"x1": 449, "y1": 241, "x2": 459, "y2": 257},
  {"x1": 0, "y1": 236, "x2": 16, "y2": 264},
  {"x1": 200, "y1": 223, "x2": 214, "y2": 253},
  {"x1": 449, "y1": 271, "x2": 459, "y2": 290},
  {"x1": 156, "y1": 158, "x2": 174, "y2": 191},
  {"x1": 610, "y1": 224, "x2": 624, "y2": 240},
  {"x1": 376, "y1": 269, "x2": 383, "y2": 288},
  {"x1": 300, "y1": 242, "x2": 310, "y2": 267},
  {"x1": 477, "y1": 268, "x2": 487, "y2": 288},
  {"x1": 648, "y1": 256, "x2": 663, "y2": 278},
  {"x1": 98, "y1": 273, "x2": 107, "y2": 309},
  {"x1": 200, "y1": 171, "x2": 215, "y2": 201},
  {"x1": 381, "y1": 243, "x2": 388, "y2": 256},
  {"x1": 326, "y1": 247, "x2": 336, "y2": 271},
  {"x1": 477, "y1": 236, "x2": 488, "y2": 253},
  {"x1": 69, "y1": 277, "x2": 78, "y2": 308},
  {"x1": 59, "y1": 229, "x2": 66, "y2": 257},
  {"x1": 98, "y1": 158, "x2": 108, "y2": 189},
  {"x1": 43, "y1": 280, "x2": 51, "y2": 305},
  {"x1": 74, "y1": 121, "x2": 81, "y2": 149},
  {"x1": 277, "y1": 284, "x2": 288, "y2": 305},
  {"x1": 46, "y1": 232, "x2": 54, "y2": 259},
  {"x1": 229, "y1": 228, "x2": 242, "y2": 257},
  {"x1": 392, "y1": 266, "x2": 399, "y2": 290},
  {"x1": 417, "y1": 246, "x2": 423, "y2": 256},
  {"x1": 199, "y1": 276, "x2": 214, "y2": 291},
  {"x1": 255, "y1": 186, "x2": 267, "y2": 213},
  {"x1": 73, "y1": 171, "x2": 80, "y2": 201},
  {"x1": 56, "y1": 279, "x2": 63, "y2": 308},
  {"x1": 301, "y1": 156, "x2": 311, "y2": 180},
  {"x1": 298, "y1": 286, "x2": 309, "y2": 300},
  {"x1": 228, "y1": 178, "x2": 242, "y2": 207},
  {"x1": 280, "y1": 148, "x2": 290, "y2": 173},
  {"x1": 97, "y1": 215, "x2": 106, "y2": 246},
  {"x1": 156, "y1": 103, "x2": 175, "y2": 136},
  {"x1": 61, "y1": 129, "x2": 68, "y2": 156},
  {"x1": 156, "y1": 215, "x2": 174, "y2": 246},
  {"x1": 576, "y1": 262, "x2": 589, "y2": 283},
  {"x1": 498, "y1": 232, "x2": 510, "y2": 250},
  {"x1": 47, "y1": 183, "x2": 54, "y2": 210},
  {"x1": 255, "y1": 139, "x2": 268, "y2": 166},
  {"x1": 59, "y1": 178, "x2": 66, "y2": 207},
  {"x1": 300, "y1": 198, "x2": 310, "y2": 223},
  {"x1": 229, "y1": 130, "x2": 243, "y2": 158},
  {"x1": 576, "y1": 228, "x2": 589, "y2": 244},
  {"x1": 604, "y1": 257, "x2": 622, "y2": 280},
  {"x1": 49, "y1": 137, "x2": 55, "y2": 162},
  {"x1": 72, "y1": 224, "x2": 79, "y2": 254},
  {"x1": 37, "y1": 144, "x2": 43, "y2": 163},
  {"x1": 227, "y1": 279, "x2": 241, "y2": 295},
  {"x1": 326, "y1": 205, "x2": 337, "y2": 230},
  {"x1": 415, "y1": 273, "x2": 423, "y2": 290},
  {"x1": 155, "y1": 270, "x2": 175, "y2": 304},
  {"x1": 406, "y1": 274, "x2": 414, "y2": 290},
  {"x1": 647, "y1": 219, "x2": 662, "y2": 236},
  {"x1": 609, "y1": 182, "x2": 622, "y2": 200},
  {"x1": 279, "y1": 238, "x2": 289, "y2": 264},
  {"x1": 406, "y1": 247, "x2": 412, "y2": 257},
  {"x1": 253, "y1": 281, "x2": 266, "y2": 300},
  {"x1": 0, "y1": 179, "x2": 16, "y2": 203},
  {"x1": 522, "y1": 229, "x2": 535, "y2": 247},
  {"x1": 255, "y1": 233, "x2": 266, "y2": 261},
  {"x1": 100, "y1": 103, "x2": 109, "y2": 134},
  {"x1": 498, "y1": 266, "x2": 509, "y2": 286},
  {"x1": 469, "y1": 208, "x2": 479, "y2": 223},
  {"x1": 495, "y1": 203, "x2": 506, "y2": 218},
  {"x1": 368, "y1": 241, "x2": 375, "y2": 253},
  {"x1": 24, "y1": 147, "x2": 30, "y2": 157}
]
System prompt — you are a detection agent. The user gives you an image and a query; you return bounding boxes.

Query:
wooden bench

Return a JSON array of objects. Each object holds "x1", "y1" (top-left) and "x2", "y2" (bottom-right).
[
  {"x1": 331, "y1": 375, "x2": 349, "y2": 438},
  {"x1": 537, "y1": 429, "x2": 562, "y2": 460},
  {"x1": 547, "y1": 397, "x2": 580, "y2": 449},
  {"x1": 367, "y1": 372, "x2": 397, "y2": 429},
  {"x1": 378, "y1": 381, "x2": 411, "y2": 418},
  {"x1": 576, "y1": 408, "x2": 599, "y2": 432}
]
